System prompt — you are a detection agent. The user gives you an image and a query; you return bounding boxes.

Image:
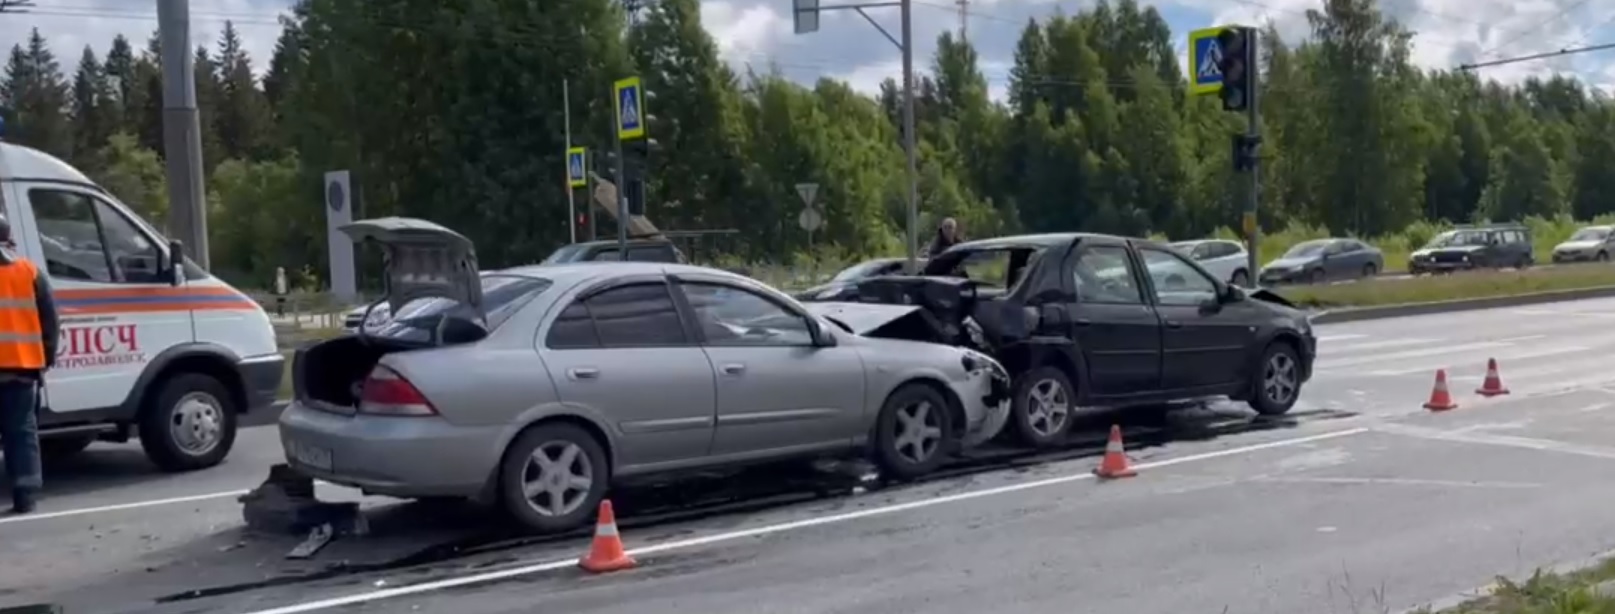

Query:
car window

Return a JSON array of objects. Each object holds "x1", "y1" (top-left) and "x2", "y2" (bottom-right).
[
  {"x1": 29, "y1": 188, "x2": 170, "y2": 284},
  {"x1": 545, "y1": 301, "x2": 600, "y2": 349},
  {"x1": 582, "y1": 283, "x2": 687, "y2": 347},
  {"x1": 625, "y1": 245, "x2": 676, "y2": 262},
  {"x1": 590, "y1": 248, "x2": 621, "y2": 262},
  {"x1": 1188, "y1": 243, "x2": 1213, "y2": 261},
  {"x1": 680, "y1": 282, "x2": 813, "y2": 346},
  {"x1": 1071, "y1": 246, "x2": 1142, "y2": 305},
  {"x1": 1210, "y1": 242, "x2": 1238, "y2": 258},
  {"x1": 1138, "y1": 247, "x2": 1218, "y2": 307}
]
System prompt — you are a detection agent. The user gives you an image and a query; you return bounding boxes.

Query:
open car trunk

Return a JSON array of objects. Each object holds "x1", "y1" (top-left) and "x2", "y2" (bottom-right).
[{"x1": 294, "y1": 217, "x2": 483, "y2": 414}]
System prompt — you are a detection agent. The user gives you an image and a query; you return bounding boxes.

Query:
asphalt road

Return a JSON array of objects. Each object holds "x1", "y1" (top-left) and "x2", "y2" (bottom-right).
[{"x1": 11, "y1": 297, "x2": 1615, "y2": 613}]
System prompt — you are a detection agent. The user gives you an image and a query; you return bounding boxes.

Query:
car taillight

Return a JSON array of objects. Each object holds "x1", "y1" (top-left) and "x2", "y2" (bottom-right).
[{"x1": 358, "y1": 365, "x2": 437, "y2": 417}]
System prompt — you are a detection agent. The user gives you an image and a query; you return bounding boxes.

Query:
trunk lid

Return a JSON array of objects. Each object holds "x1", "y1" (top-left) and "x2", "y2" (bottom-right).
[{"x1": 339, "y1": 216, "x2": 483, "y2": 321}]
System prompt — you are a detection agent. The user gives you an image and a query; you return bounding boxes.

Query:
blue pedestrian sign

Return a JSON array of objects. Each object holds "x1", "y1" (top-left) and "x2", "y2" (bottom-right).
[
  {"x1": 566, "y1": 147, "x2": 587, "y2": 188},
  {"x1": 1188, "y1": 27, "x2": 1226, "y2": 96},
  {"x1": 614, "y1": 76, "x2": 646, "y2": 141}
]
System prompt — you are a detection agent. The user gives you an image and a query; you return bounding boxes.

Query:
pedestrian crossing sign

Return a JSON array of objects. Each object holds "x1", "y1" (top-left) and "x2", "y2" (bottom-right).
[
  {"x1": 567, "y1": 147, "x2": 587, "y2": 188},
  {"x1": 1189, "y1": 27, "x2": 1226, "y2": 96},
  {"x1": 615, "y1": 77, "x2": 646, "y2": 140}
]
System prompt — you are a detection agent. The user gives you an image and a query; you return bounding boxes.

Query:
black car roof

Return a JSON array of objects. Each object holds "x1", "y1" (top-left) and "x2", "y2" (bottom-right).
[{"x1": 949, "y1": 232, "x2": 1135, "y2": 251}]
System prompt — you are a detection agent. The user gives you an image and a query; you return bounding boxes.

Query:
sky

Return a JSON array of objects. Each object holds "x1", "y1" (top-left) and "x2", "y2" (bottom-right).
[{"x1": 5, "y1": 0, "x2": 1615, "y2": 103}]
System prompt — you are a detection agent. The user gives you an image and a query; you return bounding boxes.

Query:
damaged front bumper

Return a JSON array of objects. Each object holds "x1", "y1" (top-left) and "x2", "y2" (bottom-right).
[{"x1": 954, "y1": 351, "x2": 1013, "y2": 448}]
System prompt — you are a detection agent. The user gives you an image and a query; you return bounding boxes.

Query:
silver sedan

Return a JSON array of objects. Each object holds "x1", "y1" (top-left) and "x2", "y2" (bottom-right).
[{"x1": 279, "y1": 218, "x2": 1011, "y2": 533}]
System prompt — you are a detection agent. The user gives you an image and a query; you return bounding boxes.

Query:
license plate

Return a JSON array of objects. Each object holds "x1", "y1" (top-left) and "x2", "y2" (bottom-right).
[{"x1": 288, "y1": 441, "x2": 333, "y2": 471}]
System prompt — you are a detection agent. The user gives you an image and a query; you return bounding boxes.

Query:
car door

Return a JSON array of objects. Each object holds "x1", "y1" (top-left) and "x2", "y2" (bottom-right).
[
  {"x1": 1065, "y1": 241, "x2": 1162, "y2": 397},
  {"x1": 672, "y1": 276, "x2": 865, "y2": 458},
  {"x1": 540, "y1": 278, "x2": 718, "y2": 470},
  {"x1": 21, "y1": 185, "x2": 193, "y2": 415},
  {"x1": 1136, "y1": 245, "x2": 1257, "y2": 392},
  {"x1": 1321, "y1": 241, "x2": 1356, "y2": 280}
]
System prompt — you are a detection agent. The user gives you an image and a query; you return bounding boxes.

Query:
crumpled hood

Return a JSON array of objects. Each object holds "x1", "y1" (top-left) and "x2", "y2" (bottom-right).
[{"x1": 802, "y1": 301, "x2": 923, "y2": 335}]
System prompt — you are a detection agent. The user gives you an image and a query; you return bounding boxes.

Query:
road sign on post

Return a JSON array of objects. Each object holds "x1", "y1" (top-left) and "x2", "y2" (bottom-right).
[
  {"x1": 614, "y1": 77, "x2": 646, "y2": 141},
  {"x1": 795, "y1": 182, "x2": 819, "y2": 209},
  {"x1": 1188, "y1": 27, "x2": 1225, "y2": 96},
  {"x1": 797, "y1": 206, "x2": 823, "y2": 232},
  {"x1": 793, "y1": 0, "x2": 820, "y2": 34},
  {"x1": 567, "y1": 147, "x2": 587, "y2": 188}
]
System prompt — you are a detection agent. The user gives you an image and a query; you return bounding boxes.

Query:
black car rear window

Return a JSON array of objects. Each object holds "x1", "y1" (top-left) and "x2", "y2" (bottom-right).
[{"x1": 371, "y1": 274, "x2": 552, "y2": 341}]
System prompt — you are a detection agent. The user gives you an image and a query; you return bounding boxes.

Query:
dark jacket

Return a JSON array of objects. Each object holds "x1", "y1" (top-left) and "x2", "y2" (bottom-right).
[
  {"x1": 926, "y1": 230, "x2": 959, "y2": 258},
  {"x1": 0, "y1": 251, "x2": 59, "y2": 375}
]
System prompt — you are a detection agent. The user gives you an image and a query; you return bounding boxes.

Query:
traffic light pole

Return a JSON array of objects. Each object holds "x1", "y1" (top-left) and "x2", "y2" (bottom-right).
[{"x1": 1245, "y1": 29, "x2": 1260, "y2": 284}]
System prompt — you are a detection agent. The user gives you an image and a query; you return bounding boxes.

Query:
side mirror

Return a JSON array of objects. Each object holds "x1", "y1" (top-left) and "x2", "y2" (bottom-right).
[
  {"x1": 809, "y1": 318, "x2": 838, "y2": 348},
  {"x1": 167, "y1": 240, "x2": 185, "y2": 287}
]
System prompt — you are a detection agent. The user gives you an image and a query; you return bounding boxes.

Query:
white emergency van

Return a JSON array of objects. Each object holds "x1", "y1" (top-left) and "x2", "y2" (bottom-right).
[{"x1": 0, "y1": 142, "x2": 284, "y2": 471}]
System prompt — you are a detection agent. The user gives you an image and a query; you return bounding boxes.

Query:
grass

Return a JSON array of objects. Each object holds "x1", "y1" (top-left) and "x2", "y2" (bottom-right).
[
  {"x1": 1415, "y1": 559, "x2": 1615, "y2": 613},
  {"x1": 1274, "y1": 265, "x2": 1615, "y2": 309}
]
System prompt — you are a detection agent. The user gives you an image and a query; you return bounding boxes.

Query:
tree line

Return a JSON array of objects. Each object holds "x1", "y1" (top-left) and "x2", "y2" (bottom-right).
[{"x1": 0, "y1": 0, "x2": 1610, "y2": 289}]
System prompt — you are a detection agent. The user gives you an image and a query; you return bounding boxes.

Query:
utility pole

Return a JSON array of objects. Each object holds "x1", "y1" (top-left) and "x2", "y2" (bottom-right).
[
  {"x1": 793, "y1": 0, "x2": 921, "y2": 273},
  {"x1": 957, "y1": 0, "x2": 968, "y2": 43},
  {"x1": 563, "y1": 78, "x2": 576, "y2": 244},
  {"x1": 157, "y1": 0, "x2": 210, "y2": 269}
]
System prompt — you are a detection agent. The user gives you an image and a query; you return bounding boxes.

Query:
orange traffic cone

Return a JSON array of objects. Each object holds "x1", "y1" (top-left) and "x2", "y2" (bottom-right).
[
  {"x1": 578, "y1": 500, "x2": 636, "y2": 573},
  {"x1": 1423, "y1": 369, "x2": 1458, "y2": 412},
  {"x1": 1476, "y1": 358, "x2": 1510, "y2": 397},
  {"x1": 1093, "y1": 425, "x2": 1137, "y2": 479}
]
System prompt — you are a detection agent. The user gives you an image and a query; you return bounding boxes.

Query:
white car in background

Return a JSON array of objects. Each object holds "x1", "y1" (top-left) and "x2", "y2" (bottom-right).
[{"x1": 1170, "y1": 239, "x2": 1252, "y2": 287}]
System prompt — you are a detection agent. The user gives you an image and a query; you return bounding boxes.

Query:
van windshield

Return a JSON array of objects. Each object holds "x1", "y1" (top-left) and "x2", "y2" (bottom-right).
[{"x1": 371, "y1": 274, "x2": 552, "y2": 341}]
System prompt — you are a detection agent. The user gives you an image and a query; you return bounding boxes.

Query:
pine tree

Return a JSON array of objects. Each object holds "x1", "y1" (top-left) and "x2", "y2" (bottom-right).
[
  {"x1": 1, "y1": 29, "x2": 71, "y2": 156},
  {"x1": 69, "y1": 46, "x2": 115, "y2": 169},
  {"x1": 215, "y1": 22, "x2": 269, "y2": 160}
]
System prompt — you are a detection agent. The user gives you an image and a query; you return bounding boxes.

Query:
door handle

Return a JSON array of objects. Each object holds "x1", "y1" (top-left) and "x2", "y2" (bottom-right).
[
  {"x1": 720, "y1": 363, "x2": 746, "y2": 375},
  {"x1": 567, "y1": 367, "x2": 599, "y2": 380},
  {"x1": 1165, "y1": 320, "x2": 1183, "y2": 329}
]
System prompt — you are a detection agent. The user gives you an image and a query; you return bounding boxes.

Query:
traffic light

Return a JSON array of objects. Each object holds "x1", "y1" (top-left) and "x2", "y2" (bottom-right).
[
  {"x1": 1231, "y1": 134, "x2": 1262, "y2": 172},
  {"x1": 1216, "y1": 26, "x2": 1254, "y2": 112}
]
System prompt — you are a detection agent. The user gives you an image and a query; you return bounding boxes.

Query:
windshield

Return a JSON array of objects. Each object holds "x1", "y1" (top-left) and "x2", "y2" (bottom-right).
[
  {"x1": 831, "y1": 259, "x2": 899, "y2": 282},
  {"x1": 1426, "y1": 230, "x2": 1489, "y2": 248},
  {"x1": 1569, "y1": 228, "x2": 1609, "y2": 242},
  {"x1": 371, "y1": 274, "x2": 552, "y2": 341},
  {"x1": 541, "y1": 244, "x2": 587, "y2": 264},
  {"x1": 1282, "y1": 241, "x2": 1330, "y2": 258}
]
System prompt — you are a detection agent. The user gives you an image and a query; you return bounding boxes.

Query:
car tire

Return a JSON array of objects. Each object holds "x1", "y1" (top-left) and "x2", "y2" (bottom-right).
[
  {"x1": 1230, "y1": 269, "x2": 1250, "y2": 288},
  {"x1": 1009, "y1": 366, "x2": 1076, "y2": 449},
  {"x1": 872, "y1": 382, "x2": 954, "y2": 481},
  {"x1": 498, "y1": 422, "x2": 609, "y2": 534},
  {"x1": 139, "y1": 373, "x2": 238, "y2": 472},
  {"x1": 1248, "y1": 341, "x2": 1302, "y2": 416},
  {"x1": 1361, "y1": 262, "x2": 1377, "y2": 278},
  {"x1": 1308, "y1": 268, "x2": 1326, "y2": 284},
  {"x1": 41, "y1": 435, "x2": 94, "y2": 463},
  {"x1": 1599, "y1": 251, "x2": 1609, "y2": 263}
]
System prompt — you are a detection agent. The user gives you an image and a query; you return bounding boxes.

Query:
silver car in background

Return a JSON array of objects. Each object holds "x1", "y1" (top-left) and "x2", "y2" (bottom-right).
[
  {"x1": 1170, "y1": 239, "x2": 1251, "y2": 287},
  {"x1": 280, "y1": 218, "x2": 1011, "y2": 533}
]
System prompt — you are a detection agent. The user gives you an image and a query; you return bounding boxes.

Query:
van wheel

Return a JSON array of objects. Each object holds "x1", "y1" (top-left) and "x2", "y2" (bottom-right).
[
  {"x1": 1009, "y1": 366, "x2": 1075, "y2": 448},
  {"x1": 1248, "y1": 342, "x2": 1301, "y2": 416},
  {"x1": 139, "y1": 373, "x2": 238, "y2": 472},
  {"x1": 873, "y1": 383, "x2": 953, "y2": 480},
  {"x1": 41, "y1": 436, "x2": 94, "y2": 463},
  {"x1": 498, "y1": 422, "x2": 609, "y2": 534}
]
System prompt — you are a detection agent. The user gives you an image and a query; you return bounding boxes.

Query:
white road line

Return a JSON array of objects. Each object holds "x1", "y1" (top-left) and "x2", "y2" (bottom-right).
[
  {"x1": 1371, "y1": 345, "x2": 1591, "y2": 377},
  {"x1": 238, "y1": 427, "x2": 1372, "y2": 614},
  {"x1": 1251, "y1": 476, "x2": 1543, "y2": 489},
  {"x1": 0, "y1": 489, "x2": 249, "y2": 525},
  {"x1": 1317, "y1": 342, "x2": 1513, "y2": 371},
  {"x1": 1375, "y1": 423, "x2": 1615, "y2": 461},
  {"x1": 1323, "y1": 338, "x2": 1437, "y2": 354},
  {"x1": 1316, "y1": 334, "x2": 1367, "y2": 343}
]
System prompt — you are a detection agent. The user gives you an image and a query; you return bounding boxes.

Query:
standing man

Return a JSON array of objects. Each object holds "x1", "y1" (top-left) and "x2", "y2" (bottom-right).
[
  {"x1": 0, "y1": 215, "x2": 58, "y2": 514},
  {"x1": 927, "y1": 217, "x2": 962, "y2": 258}
]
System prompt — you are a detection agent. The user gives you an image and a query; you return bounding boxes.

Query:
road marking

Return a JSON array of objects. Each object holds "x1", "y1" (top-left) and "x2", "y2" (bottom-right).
[
  {"x1": 1375, "y1": 423, "x2": 1615, "y2": 461},
  {"x1": 1252, "y1": 476, "x2": 1543, "y2": 489},
  {"x1": 1372, "y1": 345, "x2": 1590, "y2": 377},
  {"x1": 1324, "y1": 338, "x2": 1437, "y2": 354},
  {"x1": 0, "y1": 490, "x2": 249, "y2": 526},
  {"x1": 1318, "y1": 342, "x2": 1513, "y2": 371},
  {"x1": 1316, "y1": 334, "x2": 1367, "y2": 343},
  {"x1": 237, "y1": 427, "x2": 1371, "y2": 614}
]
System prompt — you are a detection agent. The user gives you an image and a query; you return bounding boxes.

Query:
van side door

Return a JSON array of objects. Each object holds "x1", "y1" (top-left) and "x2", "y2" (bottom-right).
[{"x1": 20, "y1": 184, "x2": 194, "y2": 417}]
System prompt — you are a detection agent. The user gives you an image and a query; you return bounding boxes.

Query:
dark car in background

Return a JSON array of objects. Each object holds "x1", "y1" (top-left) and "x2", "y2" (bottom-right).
[
  {"x1": 811, "y1": 233, "x2": 1317, "y2": 449},
  {"x1": 794, "y1": 257, "x2": 923, "y2": 301},
  {"x1": 1408, "y1": 224, "x2": 1532, "y2": 274},
  {"x1": 540, "y1": 238, "x2": 685, "y2": 264},
  {"x1": 1258, "y1": 238, "x2": 1384, "y2": 285}
]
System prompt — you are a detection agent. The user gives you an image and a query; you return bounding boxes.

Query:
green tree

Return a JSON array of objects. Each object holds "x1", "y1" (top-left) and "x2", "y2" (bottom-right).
[{"x1": 1, "y1": 29, "x2": 71, "y2": 157}]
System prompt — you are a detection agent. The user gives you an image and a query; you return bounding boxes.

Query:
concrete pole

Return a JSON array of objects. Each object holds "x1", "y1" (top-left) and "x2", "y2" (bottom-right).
[
  {"x1": 156, "y1": 0, "x2": 210, "y2": 270},
  {"x1": 900, "y1": 0, "x2": 920, "y2": 273}
]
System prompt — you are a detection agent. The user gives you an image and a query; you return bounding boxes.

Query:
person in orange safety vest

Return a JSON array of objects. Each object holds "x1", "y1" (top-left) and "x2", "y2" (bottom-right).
[{"x1": 0, "y1": 215, "x2": 59, "y2": 514}]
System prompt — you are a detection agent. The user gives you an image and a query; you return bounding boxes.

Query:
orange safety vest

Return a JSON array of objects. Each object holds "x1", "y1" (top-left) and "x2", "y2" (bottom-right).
[{"x1": 0, "y1": 256, "x2": 45, "y2": 370}]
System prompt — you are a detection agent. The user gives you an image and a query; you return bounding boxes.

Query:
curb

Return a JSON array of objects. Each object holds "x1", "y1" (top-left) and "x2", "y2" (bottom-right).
[{"x1": 1307, "y1": 285, "x2": 1615, "y2": 325}]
